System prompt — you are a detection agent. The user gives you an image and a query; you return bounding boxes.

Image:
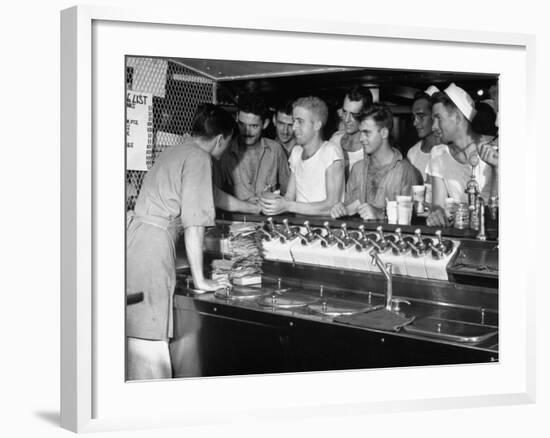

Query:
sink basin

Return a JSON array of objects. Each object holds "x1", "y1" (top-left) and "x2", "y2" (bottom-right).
[
  {"x1": 214, "y1": 285, "x2": 272, "y2": 300},
  {"x1": 307, "y1": 298, "x2": 381, "y2": 317},
  {"x1": 403, "y1": 317, "x2": 498, "y2": 344},
  {"x1": 257, "y1": 291, "x2": 318, "y2": 309}
]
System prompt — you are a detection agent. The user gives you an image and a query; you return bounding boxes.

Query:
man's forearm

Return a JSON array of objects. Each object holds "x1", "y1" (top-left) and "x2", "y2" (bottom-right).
[
  {"x1": 214, "y1": 187, "x2": 258, "y2": 213},
  {"x1": 287, "y1": 200, "x2": 334, "y2": 216},
  {"x1": 184, "y1": 226, "x2": 205, "y2": 284}
]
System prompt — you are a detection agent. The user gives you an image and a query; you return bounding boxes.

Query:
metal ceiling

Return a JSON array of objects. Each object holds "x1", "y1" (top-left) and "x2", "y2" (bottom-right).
[
  {"x1": 169, "y1": 58, "x2": 361, "y2": 81},
  {"x1": 168, "y1": 57, "x2": 498, "y2": 108}
]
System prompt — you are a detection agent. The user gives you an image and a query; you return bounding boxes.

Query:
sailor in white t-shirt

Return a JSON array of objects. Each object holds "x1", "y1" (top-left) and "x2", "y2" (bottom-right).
[
  {"x1": 406, "y1": 90, "x2": 441, "y2": 182},
  {"x1": 259, "y1": 96, "x2": 344, "y2": 216},
  {"x1": 426, "y1": 83, "x2": 499, "y2": 227}
]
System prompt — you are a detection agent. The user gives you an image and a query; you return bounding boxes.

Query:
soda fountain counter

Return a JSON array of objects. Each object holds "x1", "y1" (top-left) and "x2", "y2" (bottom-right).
[{"x1": 169, "y1": 213, "x2": 498, "y2": 378}]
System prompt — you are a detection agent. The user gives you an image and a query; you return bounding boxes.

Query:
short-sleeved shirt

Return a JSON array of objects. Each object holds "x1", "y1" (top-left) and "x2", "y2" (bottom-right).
[
  {"x1": 329, "y1": 130, "x2": 364, "y2": 179},
  {"x1": 127, "y1": 140, "x2": 215, "y2": 341},
  {"x1": 407, "y1": 140, "x2": 431, "y2": 182},
  {"x1": 215, "y1": 137, "x2": 290, "y2": 200},
  {"x1": 279, "y1": 138, "x2": 297, "y2": 159},
  {"x1": 289, "y1": 140, "x2": 344, "y2": 203},
  {"x1": 134, "y1": 141, "x2": 215, "y2": 228},
  {"x1": 345, "y1": 148, "x2": 422, "y2": 209},
  {"x1": 426, "y1": 144, "x2": 493, "y2": 203}
]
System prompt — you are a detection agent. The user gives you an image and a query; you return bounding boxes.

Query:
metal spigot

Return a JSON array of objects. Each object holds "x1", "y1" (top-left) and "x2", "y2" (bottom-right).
[
  {"x1": 336, "y1": 223, "x2": 354, "y2": 249},
  {"x1": 354, "y1": 225, "x2": 369, "y2": 251},
  {"x1": 370, "y1": 250, "x2": 393, "y2": 311},
  {"x1": 282, "y1": 218, "x2": 302, "y2": 242},
  {"x1": 429, "y1": 230, "x2": 454, "y2": 259},
  {"x1": 348, "y1": 228, "x2": 365, "y2": 251},
  {"x1": 298, "y1": 220, "x2": 322, "y2": 245},
  {"x1": 465, "y1": 166, "x2": 480, "y2": 212},
  {"x1": 364, "y1": 226, "x2": 385, "y2": 253},
  {"x1": 406, "y1": 229, "x2": 430, "y2": 257},
  {"x1": 258, "y1": 226, "x2": 274, "y2": 241},
  {"x1": 389, "y1": 228, "x2": 410, "y2": 256},
  {"x1": 319, "y1": 221, "x2": 338, "y2": 248},
  {"x1": 302, "y1": 220, "x2": 319, "y2": 244},
  {"x1": 375, "y1": 225, "x2": 391, "y2": 252},
  {"x1": 267, "y1": 217, "x2": 288, "y2": 243},
  {"x1": 476, "y1": 198, "x2": 487, "y2": 241}
]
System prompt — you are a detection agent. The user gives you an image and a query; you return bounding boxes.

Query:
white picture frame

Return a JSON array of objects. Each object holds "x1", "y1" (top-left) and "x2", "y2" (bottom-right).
[{"x1": 60, "y1": 5, "x2": 536, "y2": 433}]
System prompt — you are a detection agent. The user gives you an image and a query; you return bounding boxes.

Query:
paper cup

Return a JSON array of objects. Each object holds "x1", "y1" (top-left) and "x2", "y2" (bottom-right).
[
  {"x1": 397, "y1": 201, "x2": 413, "y2": 225},
  {"x1": 386, "y1": 201, "x2": 398, "y2": 224}
]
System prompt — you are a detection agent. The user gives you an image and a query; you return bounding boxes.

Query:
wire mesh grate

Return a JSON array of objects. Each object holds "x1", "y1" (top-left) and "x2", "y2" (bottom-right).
[{"x1": 126, "y1": 57, "x2": 215, "y2": 210}]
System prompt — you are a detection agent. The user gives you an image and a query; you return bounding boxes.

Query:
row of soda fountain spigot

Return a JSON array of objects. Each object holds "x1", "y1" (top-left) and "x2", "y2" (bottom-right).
[{"x1": 259, "y1": 217, "x2": 454, "y2": 260}]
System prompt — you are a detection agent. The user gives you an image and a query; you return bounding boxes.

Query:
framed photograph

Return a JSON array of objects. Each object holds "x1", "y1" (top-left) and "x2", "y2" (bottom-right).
[{"x1": 61, "y1": 5, "x2": 535, "y2": 433}]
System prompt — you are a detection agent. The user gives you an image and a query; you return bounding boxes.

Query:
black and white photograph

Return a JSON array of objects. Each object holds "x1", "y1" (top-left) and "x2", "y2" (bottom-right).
[{"x1": 125, "y1": 56, "x2": 500, "y2": 381}]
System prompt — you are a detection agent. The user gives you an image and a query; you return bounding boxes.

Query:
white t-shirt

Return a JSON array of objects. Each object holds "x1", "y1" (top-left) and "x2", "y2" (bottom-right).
[
  {"x1": 329, "y1": 130, "x2": 364, "y2": 175},
  {"x1": 347, "y1": 148, "x2": 364, "y2": 173},
  {"x1": 407, "y1": 140, "x2": 431, "y2": 182},
  {"x1": 426, "y1": 144, "x2": 494, "y2": 203},
  {"x1": 289, "y1": 141, "x2": 344, "y2": 203}
]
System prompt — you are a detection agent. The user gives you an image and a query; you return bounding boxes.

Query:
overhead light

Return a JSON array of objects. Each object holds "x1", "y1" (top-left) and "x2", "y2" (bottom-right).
[{"x1": 477, "y1": 89, "x2": 484, "y2": 96}]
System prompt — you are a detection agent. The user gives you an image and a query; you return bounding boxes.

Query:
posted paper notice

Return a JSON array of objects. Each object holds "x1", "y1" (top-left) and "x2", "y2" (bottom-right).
[{"x1": 126, "y1": 91, "x2": 153, "y2": 171}]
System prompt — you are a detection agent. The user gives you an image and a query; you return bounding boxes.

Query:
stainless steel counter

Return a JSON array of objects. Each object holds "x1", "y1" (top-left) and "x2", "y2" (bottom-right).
[{"x1": 175, "y1": 275, "x2": 498, "y2": 354}]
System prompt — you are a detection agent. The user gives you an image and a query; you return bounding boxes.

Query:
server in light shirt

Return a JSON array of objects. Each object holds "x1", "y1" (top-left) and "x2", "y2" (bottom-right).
[
  {"x1": 259, "y1": 96, "x2": 344, "y2": 216},
  {"x1": 126, "y1": 104, "x2": 234, "y2": 380}
]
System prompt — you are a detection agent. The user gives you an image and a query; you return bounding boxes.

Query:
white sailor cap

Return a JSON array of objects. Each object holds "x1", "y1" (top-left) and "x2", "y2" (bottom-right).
[
  {"x1": 424, "y1": 85, "x2": 440, "y2": 96},
  {"x1": 443, "y1": 83, "x2": 476, "y2": 122}
]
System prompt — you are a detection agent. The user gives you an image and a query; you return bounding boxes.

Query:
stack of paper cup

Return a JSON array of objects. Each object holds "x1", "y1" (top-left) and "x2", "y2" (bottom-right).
[
  {"x1": 396, "y1": 196, "x2": 413, "y2": 225},
  {"x1": 386, "y1": 201, "x2": 398, "y2": 224}
]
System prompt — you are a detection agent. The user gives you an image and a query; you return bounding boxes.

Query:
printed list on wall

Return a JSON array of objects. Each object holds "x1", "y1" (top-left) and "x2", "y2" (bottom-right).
[{"x1": 126, "y1": 90, "x2": 154, "y2": 171}]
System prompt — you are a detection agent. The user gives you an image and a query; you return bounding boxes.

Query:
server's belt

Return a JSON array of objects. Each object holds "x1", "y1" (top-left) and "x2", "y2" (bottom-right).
[{"x1": 126, "y1": 211, "x2": 179, "y2": 231}]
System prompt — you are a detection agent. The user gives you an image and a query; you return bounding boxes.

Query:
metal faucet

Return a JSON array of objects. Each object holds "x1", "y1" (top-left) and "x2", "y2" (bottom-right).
[
  {"x1": 375, "y1": 225, "x2": 392, "y2": 252},
  {"x1": 465, "y1": 167, "x2": 480, "y2": 212},
  {"x1": 407, "y1": 228, "x2": 431, "y2": 257},
  {"x1": 388, "y1": 228, "x2": 410, "y2": 256},
  {"x1": 348, "y1": 228, "x2": 365, "y2": 250},
  {"x1": 266, "y1": 217, "x2": 288, "y2": 243},
  {"x1": 370, "y1": 249, "x2": 393, "y2": 311},
  {"x1": 463, "y1": 162, "x2": 488, "y2": 241},
  {"x1": 319, "y1": 221, "x2": 338, "y2": 248},
  {"x1": 302, "y1": 220, "x2": 324, "y2": 244},
  {"x1": 476, "y1": 198, "x2": 487, "y2": 241},
  {"x1": 352, "y1": 224, "x2": 378, "y2": 251},
  {"x1": 336, "y1": 223, "x2": 354, "y2": 249},
  {"x1": 258, "y1": 226, "x2": 273, "y2": 241},
  {"x1": 428, "y1": 230, "x2": 455, "y2": 259},
  {"x1": 281, "y1": 218, "x2": 302, "y2": 242}
]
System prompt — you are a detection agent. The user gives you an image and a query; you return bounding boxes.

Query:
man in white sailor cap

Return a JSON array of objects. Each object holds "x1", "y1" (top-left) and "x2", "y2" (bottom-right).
[{"x1": 426, "y1": 83, "x2": 499, "y2": 227}]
